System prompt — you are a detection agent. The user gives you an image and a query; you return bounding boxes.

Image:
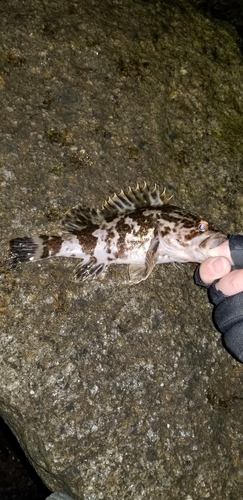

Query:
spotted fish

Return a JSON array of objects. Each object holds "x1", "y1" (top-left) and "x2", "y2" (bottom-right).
[{"x1": 9, "y1": 184, "x2": 227, "y2": 283}]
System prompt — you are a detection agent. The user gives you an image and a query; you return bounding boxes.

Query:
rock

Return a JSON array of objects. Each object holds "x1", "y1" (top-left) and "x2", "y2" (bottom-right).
[{"x1": 1, "y1": 1, "x2": 243, "y2": 499}]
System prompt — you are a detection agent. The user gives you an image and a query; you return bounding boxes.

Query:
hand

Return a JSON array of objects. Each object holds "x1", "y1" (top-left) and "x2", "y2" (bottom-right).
[
  {"x1": 199, "y1": 240, "x2": 243, "y2": 296},
  {"x1": 195, "y1": 236, "x2": 243, "y2": 363}
]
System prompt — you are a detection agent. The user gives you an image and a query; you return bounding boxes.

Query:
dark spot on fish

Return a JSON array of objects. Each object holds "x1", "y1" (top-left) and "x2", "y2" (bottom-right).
[
  {"x1": 41, "y1": 235, "x2": 63, "y2": 258},
  {"x1": 160, "y1": 226, "x2": 171, "y2": 237},
  {"x1": 75, "y1": 227, "x2": 98, "y2": 255},
  {"x1": 179, "y1": 218, "x2": 197, "y2": 229},
  {"x1": 133, "y1": 209, "x2": 156, "y2": 234},
  {"x1": 107, "y1": 219, "x2": 131, "y2": 257},
  {"x1": 160, "y1": 206, "x2": 198, "y2": 227},
  {"x1": 184, "y1": 230, "x2": 199, "y2": 241}
]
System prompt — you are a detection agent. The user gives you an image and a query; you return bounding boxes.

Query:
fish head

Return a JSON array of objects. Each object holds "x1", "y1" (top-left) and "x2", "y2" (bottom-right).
[
  {"x1": 158, "y1": 207, "x2": 227, "y2": 263},
  {"x1": 186, "y1": 219, "x2": 227, "y2": 261}
]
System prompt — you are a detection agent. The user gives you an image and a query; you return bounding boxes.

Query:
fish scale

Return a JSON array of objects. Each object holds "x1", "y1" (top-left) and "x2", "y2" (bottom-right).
[{"x1": 9, "y1": 184, "x2": 227, "y2": 284}]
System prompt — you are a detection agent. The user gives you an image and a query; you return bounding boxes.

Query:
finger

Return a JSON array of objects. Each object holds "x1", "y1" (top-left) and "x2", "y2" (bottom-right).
[
  {"x1": 216, "y1": 269, "x2": 243, "y2": 296},
  {"x1": 199, "y1": 257, "x2": 232, "y2": 285}
]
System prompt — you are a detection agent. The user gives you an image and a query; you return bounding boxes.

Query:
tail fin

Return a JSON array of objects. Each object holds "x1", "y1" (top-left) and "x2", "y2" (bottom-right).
[{"x1": 9, "y1": 235, "x2": 62, "y2": 267}]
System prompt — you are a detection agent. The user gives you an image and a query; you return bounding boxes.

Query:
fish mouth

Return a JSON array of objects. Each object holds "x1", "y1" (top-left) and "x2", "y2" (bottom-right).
[{"x1": 199, "y1": 233, "x2": 227, "y2": 249}]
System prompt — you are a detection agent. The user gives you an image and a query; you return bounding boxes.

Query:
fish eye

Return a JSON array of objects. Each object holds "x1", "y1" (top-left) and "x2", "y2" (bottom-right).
[{"x1": 198, "y1": 220, "x2": 208, "y2": 232}]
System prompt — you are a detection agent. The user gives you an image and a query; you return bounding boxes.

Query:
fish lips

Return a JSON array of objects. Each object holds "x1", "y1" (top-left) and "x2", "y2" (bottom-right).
[{"x1": 199, "y1": 232, "x2": 227, "y2": 250}]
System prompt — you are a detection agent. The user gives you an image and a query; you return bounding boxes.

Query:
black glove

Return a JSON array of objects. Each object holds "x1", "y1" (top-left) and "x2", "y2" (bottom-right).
[{"x1": 195, "y1": 235, "x2": 243, "y2": 363}]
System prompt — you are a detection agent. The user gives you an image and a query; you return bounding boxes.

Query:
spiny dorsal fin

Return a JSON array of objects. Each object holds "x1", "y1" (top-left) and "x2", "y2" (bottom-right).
[
  {"x1": 63, "y1": 183, "x2": 171, "y2": 232},
  {"x1": 63, "y1": 205, "x2": 104, "y2": 233},
  {"x1": 102, "y1": 183, "x2": 171, "y2": 219}
]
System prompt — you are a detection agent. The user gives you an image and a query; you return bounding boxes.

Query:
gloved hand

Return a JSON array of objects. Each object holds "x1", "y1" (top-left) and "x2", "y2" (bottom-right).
[{"x1": 195, "y1": 236, "x2": 243, "y2": 363}]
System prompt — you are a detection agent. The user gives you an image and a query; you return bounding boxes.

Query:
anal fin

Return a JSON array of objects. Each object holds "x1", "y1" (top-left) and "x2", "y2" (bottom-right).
[
  {"x1": 74, "y1": 258, "x2": 106, "y2": 281},
  {"x1": 129, "y1": 237, "x2": 159, "y2": 284}
]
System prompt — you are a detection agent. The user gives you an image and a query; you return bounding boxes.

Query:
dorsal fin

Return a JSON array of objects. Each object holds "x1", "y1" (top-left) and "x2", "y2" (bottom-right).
[
  {"x1": 102, "y1": 183, "x2": 171, "y2": 219},
  {"x1": 63, "y1": 205, "x2": 103, "y2": 233},
  {"x1": 63, "y1": 183, "x2": 171, "y2": 232}
]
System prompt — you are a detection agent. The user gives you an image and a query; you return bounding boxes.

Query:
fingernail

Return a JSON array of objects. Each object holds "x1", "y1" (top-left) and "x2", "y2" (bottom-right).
[{"x1": 210, "y1": 257, "x2": 225, "y2": 273}]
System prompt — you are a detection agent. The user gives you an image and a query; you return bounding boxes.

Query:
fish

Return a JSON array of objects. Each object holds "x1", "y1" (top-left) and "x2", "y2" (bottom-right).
[{"x1": 9, "y1": 183, "x2": 227, "y2": 284}]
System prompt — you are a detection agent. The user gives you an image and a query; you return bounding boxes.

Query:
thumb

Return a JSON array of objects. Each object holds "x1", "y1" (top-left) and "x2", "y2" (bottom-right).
[{"x1": 199, "y1": 257, "x2": 232, "y2": 285}]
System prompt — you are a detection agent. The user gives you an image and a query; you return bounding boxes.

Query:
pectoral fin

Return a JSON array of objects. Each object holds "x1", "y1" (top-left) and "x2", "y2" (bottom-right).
[{"x1": 129, "y1": 237, "x2": 159, "y2": 284}]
